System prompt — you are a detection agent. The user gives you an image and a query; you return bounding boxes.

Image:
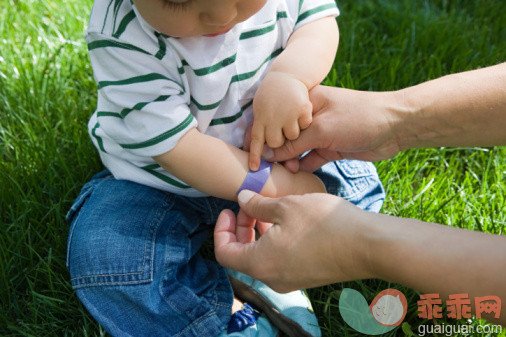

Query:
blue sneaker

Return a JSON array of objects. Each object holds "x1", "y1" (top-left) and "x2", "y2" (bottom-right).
[
  {"x1": 218, "y1": 303, "x2": 279, "y2": 337},
  {"x1": 226, "y1": 269, "x2": 321, "y2": 337}
]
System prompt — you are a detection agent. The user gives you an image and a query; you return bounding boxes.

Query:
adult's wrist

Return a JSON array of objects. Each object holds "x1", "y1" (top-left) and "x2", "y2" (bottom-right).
[
  {"x1": 387, "y1": 88, "x2": 423, "y2": 152},
  {"x1": 327, "y1": 200, "x2": 383, "y2": 281},
  {"x1": 361, "y1": 212, "x2": 427, "y2": 283},
  {"x1": 352, "y1": 211, "x2": 386, "y2": 280}
]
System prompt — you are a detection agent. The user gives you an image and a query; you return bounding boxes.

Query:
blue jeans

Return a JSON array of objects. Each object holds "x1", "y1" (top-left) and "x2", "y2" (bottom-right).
[{"x1": 66, "y1": 160, "x2": 384, "y2": 337}]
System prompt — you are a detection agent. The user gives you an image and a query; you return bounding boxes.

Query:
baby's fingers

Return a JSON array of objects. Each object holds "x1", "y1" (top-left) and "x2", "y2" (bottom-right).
[
  {"x1": 249, "y1": 123, "x2": 265, "y2": 171},
  {"x1": 265, "y1": 126, "x2": 285, "y2": 149},
  {"x1": 298, "y1": 111, "x2": 313, "y2": 130},
  {"x1": 283, "y1": 121, "x2": 300, "y2": 141}
]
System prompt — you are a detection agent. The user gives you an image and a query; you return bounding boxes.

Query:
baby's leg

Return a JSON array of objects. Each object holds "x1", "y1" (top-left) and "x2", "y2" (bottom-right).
[
  {"x1": 232, "y1": 297, "x2": 244, "y2": 314},
  {"x1": 66, "y1": 171, "x2": 232, "y2": 337},
  {"x1": 314, "y1": 159, "x2": 385, "y2": 212}
]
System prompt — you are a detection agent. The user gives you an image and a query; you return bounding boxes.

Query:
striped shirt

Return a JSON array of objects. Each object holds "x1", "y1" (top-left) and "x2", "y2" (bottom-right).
[{"x1": 86, "y1": 0, "x2": 339, "y2": 196}]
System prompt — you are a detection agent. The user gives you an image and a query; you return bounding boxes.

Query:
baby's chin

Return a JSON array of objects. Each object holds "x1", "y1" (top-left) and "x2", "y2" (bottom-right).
[
  {"x1": 203, "y1": 27, "x2": 233, "y2": 37},
  {"x1": 160, "y1": 27, "x2": 232, "y2": 38},
  {"x1": 152, "y1": 26, "x2": 202, "y2": 38}
]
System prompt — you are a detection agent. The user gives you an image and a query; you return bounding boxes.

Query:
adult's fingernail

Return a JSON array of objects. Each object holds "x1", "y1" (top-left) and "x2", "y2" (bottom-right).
[
  {"x1": 238, "y1": 190, "x2": 255, "y2": 204},
  {"x1": 262, "y1": 147, "x2": 274, "y2": 160}
]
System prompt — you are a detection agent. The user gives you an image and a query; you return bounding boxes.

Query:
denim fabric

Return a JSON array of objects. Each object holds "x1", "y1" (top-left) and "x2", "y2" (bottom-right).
[
  {"x1": 66, "y1": 160, "x2": 384, "y2": 337},
  {"x1": 315, "y1": 160, "x2": 385, "y2": 213}
]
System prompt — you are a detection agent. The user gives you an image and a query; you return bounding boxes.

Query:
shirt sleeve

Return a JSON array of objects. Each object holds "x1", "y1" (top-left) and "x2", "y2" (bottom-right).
[
  {"x1": 86, "y1": 32, "x2": 197, "y2": 158},
  {"x1": 294, "y1": 0, "x2": 340, "y2": 30}
]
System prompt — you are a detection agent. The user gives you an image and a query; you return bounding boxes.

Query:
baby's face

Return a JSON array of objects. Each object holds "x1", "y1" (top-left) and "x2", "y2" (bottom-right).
[{"x1": 133, "y1": 0, "x2": 268, "y2": 37}]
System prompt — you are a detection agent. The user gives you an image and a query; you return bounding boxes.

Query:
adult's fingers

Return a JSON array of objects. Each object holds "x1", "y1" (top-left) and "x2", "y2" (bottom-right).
[
  {"x1": 263, "y1": 125, "x2": 320, "y2": 163},
  {"x1": 282, "y1": 158, "x2": 300, "y2": 173},
  {"x1": 308, "y1": 85, "x2": 333, "y2": 116},
  {"x1": 298, "y1": 149, "x2": 344, "y2": 172},
  {"x1": 214, "y1": 209, "x2": 256, "y2": 272},
  {"x1": 256, "y1": 221, "x2": 274, "y2": 235},
  {"x1": 235, "y1": 209, "x2": 257, "y2": 244},
  {"x1": 237, "y1": 190, "x2": 282, "y2": 224}
]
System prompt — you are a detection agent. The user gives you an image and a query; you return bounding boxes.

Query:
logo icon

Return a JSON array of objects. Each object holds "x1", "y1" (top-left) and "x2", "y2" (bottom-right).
[{"x1": 339, "y1": 288, "x2": 408, "y2": 335}]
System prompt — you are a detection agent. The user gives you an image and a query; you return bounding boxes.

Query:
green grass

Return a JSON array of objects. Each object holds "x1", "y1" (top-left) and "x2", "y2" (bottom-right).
[{"x1": 0, "y1": 0, "x2": 504, "y2": 335}]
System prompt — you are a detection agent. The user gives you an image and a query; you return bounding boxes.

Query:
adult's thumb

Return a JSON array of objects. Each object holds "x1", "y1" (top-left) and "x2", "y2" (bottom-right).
[
  {"x1": 214, "y1": 209, "x2": 255, "y2": 272},
  {"x1": 262, "y1": 127, "x2": 318, "y2": 163},
  {"x1": 237, "y1": 190, "x2": 282, "y2": 224}
]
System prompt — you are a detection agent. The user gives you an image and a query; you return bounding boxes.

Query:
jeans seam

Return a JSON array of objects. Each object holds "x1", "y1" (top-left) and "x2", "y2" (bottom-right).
[
  {"x1": 214, "y1": 302, "x2": 230, "y2": 308},
  {"x1": 72, "y1": 279, "x2": 152, "y2": 289},
  {"x1": 211, "y1": 287, "x2": 230, "y2": 309},
  {"x1": 337, "y1": 176, "x2": 380, "y2": 199},
  {"x1": 66, "y1": 184, "x2": 95, "y2": 268},
  {"x1": 66, "y1": 211, "x2": 82, "y2": 269},
  {"x1": 172, "y1": 290, "x2": 222, "y2": 337},
  {"x1": 336, "y1": 160, "x2": 377, "y2": 178},
  {"x1": 173, "y1": 311, "x2": 215, "y2": 337},
  {"x1": 161, "y1": 225, "x2": 184, "y2": 316}
]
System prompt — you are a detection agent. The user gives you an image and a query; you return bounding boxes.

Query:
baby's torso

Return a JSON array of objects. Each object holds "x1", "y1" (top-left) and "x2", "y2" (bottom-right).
[
  {"x1": 85, "y1": 0, "x2": 334, "y2": 195},
  {"x1": 158, "y1": 2, "x2": 296, "y2": 147},
  {"x1": 88, "y1": 0, "x2": 297, "y2": 148}
]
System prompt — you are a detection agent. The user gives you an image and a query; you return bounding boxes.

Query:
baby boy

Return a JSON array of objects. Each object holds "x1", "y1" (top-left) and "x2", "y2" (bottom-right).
[{"x1": 66, "y1": 0, "x2": 385, "y2": 336}]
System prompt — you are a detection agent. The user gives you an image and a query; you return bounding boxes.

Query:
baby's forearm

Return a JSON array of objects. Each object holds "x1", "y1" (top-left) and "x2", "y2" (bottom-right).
[
  {"x1": 269, "y1": 16, "x2": 339, "y2": 89},
  {"x1": 153, "y1": 128, "x2": 325, "y2": 201}
]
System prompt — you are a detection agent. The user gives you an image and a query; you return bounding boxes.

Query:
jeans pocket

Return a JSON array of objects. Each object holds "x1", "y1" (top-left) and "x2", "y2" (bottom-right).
[
  {"x1": 317, "y1": 160, "x2": 385, "y2": 212},
  {"x1": 67, "y1": 177, "x2": 170, "y2": 289}
]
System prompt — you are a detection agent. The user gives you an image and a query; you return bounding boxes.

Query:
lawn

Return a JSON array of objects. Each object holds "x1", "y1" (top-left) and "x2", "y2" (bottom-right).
[{"x1": 0, "y1": 0, "x2": 504, "y2": 336}]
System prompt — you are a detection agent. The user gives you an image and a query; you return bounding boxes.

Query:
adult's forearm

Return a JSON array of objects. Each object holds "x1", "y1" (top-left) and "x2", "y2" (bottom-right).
[
  {"x1": 394, "y1": 63, "x2": 506, "y2": 150},
  {"x1": 361, "y1": 211, "x2": 506, "y2": 324}
]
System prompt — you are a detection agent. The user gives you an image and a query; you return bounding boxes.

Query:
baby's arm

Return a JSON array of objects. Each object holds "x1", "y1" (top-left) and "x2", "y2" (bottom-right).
[
  {"x1": 249, "y1": 17, "x2": 339, "y2": 170},
  {"x1": 154, "y1": 128, "x2": 326, "y2": 201}
]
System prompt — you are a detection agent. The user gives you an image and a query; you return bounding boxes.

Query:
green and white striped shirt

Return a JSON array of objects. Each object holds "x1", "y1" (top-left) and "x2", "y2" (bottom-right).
[{"x1": 86, "y1": 0, "x2": 339, "y2": 196}]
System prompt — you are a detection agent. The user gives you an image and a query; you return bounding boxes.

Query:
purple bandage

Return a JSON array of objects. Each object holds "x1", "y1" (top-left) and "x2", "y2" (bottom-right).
[{"x1": 237, "y1": 159, "x2": 273, "y2": 195}]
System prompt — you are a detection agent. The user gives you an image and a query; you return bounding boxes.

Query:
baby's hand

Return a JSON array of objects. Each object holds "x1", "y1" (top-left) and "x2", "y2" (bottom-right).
[{"x1": 249, "y1": 71, "x2": 312, "y2": 171}]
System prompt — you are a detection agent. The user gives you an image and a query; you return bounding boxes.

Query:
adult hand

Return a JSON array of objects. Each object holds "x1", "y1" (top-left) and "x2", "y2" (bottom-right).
[
  {"x1": 264, "y1": 64, "x2": 506, "y2": 172},
  {"x1": 215, "y1": 190, "x2": 506, "y2": 326},
  {"x1": 214, "y1": 190, "x2": 373, "y2": 293},
  {"x1": 262, "y1": 85, "x2": 403, "y2": 172}
]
